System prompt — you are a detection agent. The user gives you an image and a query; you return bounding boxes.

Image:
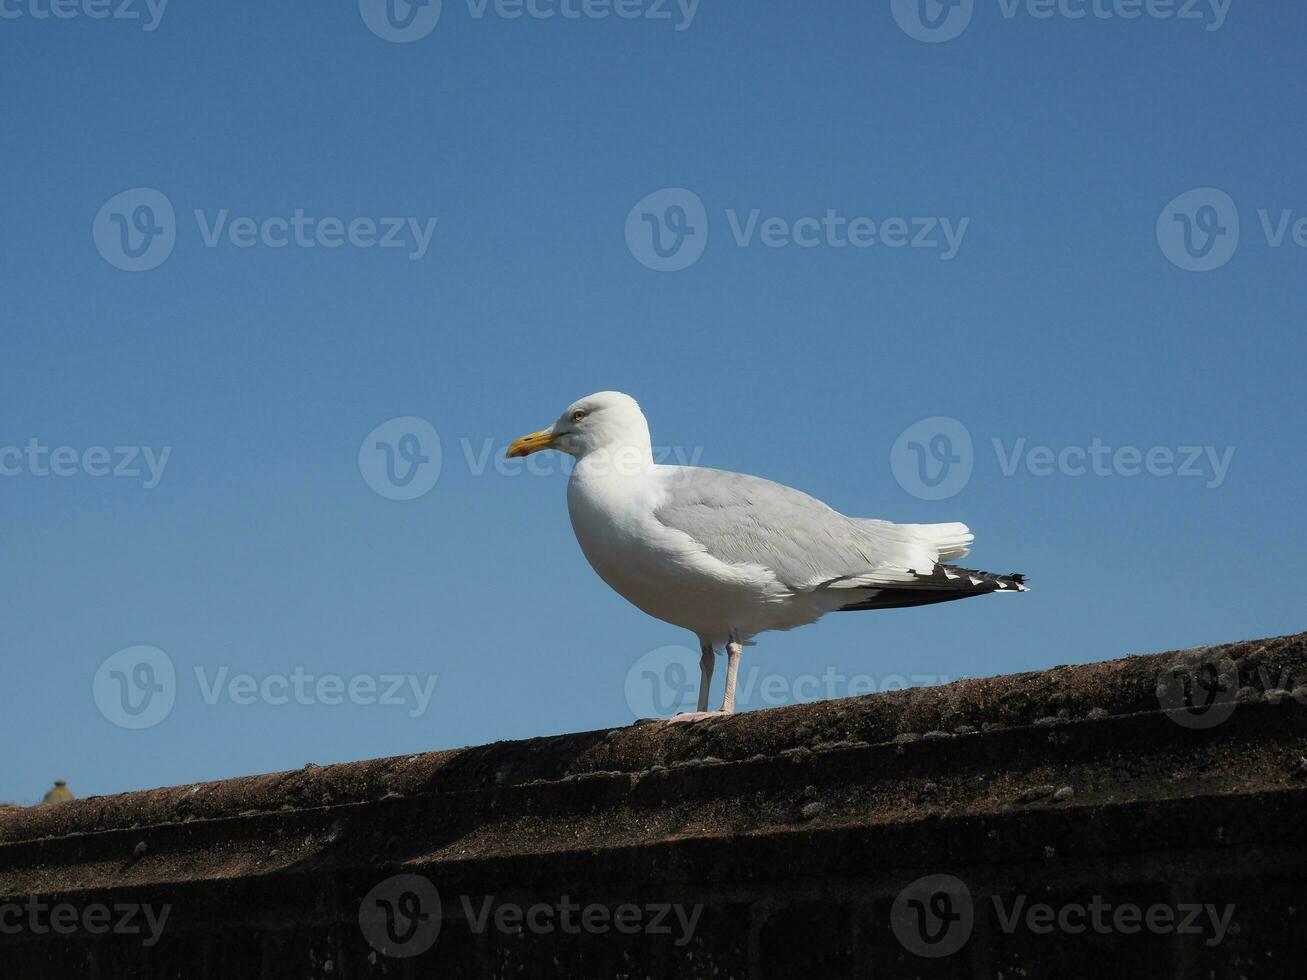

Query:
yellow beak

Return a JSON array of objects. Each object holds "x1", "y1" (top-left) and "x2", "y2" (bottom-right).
[{"x1": 507, "y1": 427, "x2": 556, "y2": 458}]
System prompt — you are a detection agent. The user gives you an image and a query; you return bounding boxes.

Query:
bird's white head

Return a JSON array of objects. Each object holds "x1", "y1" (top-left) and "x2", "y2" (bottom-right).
[{"x1": 507, "y1": 391, "x2": 652, "y2": 462}]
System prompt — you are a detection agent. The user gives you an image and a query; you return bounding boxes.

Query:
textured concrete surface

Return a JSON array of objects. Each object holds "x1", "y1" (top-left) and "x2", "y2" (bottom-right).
[{"x1": 2, "y1": 630, "x2": 1305, "y2": 978}]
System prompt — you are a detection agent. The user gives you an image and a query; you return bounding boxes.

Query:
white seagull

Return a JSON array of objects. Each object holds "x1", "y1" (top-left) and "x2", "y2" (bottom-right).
[{"x1": 508, "y1": 392, "x2": 1027, "y2": 722}]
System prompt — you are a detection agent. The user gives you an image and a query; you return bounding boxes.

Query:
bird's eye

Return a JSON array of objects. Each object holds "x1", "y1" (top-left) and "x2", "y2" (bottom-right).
[{"x1": 571, "y1": 410, "x2": 586, "y2": 423}]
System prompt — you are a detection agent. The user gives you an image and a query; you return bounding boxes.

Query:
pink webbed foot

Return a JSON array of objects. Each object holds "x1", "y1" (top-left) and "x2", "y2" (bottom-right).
[{"x1": 664, "y1": 710, "x2": 731, "y2": 724}]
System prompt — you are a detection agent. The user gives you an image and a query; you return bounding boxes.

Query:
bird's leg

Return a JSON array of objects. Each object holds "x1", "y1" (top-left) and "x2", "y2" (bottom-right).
[
  {"x1": 665, "y1": 637, "x2": 726, "y2": 724},
  {"x1": 696, "y1": 638, "x2": 715, "y2": 713},
  {"x1": 721, "y1": 634, "x2": 742, "y2": 714}
]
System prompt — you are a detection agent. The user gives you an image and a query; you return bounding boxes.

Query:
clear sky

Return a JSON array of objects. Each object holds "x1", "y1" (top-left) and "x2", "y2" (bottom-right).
[{"x1": 3, "y1": 0, "x2": 1304, "y2": 803}]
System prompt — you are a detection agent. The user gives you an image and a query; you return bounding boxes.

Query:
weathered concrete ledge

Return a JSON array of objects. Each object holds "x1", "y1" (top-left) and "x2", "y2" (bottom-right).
[{"x1": 3, "y1": 631, "x2": 1306, "y2": 978}]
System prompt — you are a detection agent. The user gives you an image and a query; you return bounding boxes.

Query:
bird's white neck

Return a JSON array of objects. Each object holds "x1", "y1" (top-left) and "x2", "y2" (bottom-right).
[{"x1": 573, "y1": 441, "x2": 655, "y2": 482}]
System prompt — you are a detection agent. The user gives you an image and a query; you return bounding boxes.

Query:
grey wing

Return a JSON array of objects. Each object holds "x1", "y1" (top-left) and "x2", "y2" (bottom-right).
[{"x1": 652, "y1": 467, "x2": 973, "y2": 591}]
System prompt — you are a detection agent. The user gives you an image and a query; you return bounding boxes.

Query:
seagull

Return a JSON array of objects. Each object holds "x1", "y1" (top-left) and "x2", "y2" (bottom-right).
[{"x1": 508, "y1": 392, "x2": 1027, "y2": 722}]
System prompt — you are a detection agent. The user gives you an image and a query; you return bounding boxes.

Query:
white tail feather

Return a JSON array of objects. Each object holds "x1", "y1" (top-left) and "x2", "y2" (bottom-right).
[{"x1": 857, "y1": 519, "x2": 973, "y2": 564}]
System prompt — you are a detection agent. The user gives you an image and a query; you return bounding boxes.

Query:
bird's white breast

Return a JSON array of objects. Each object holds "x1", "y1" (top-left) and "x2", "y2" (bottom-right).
[{"x1": 565, "y1": 459, "x2": 810, "y2": 643}]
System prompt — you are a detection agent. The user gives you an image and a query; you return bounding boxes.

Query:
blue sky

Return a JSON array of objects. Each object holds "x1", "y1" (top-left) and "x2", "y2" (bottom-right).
[{"x1": 3, "y1": 0, "x2": 1304, "y2": 802}]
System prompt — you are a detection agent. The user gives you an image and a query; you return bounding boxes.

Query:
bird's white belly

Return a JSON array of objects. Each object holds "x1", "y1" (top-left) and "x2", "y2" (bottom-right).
[{"x1": 566, "y1": 470, "x2": 822, "y2": 643}]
